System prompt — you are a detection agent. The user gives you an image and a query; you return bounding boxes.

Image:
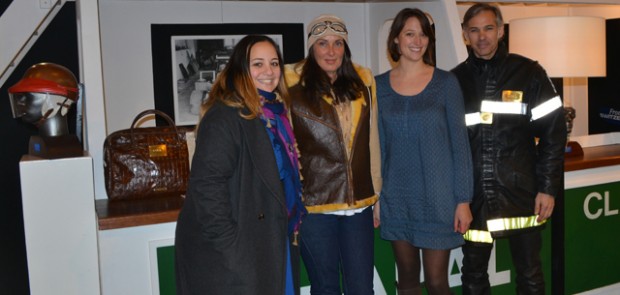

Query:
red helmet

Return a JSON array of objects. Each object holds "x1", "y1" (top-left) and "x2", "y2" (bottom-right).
[{"x1": 8, "y1": 63, "x2": 78, "y2": 121}]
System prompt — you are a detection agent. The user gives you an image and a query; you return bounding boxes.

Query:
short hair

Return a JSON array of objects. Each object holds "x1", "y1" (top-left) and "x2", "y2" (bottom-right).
[
  {"x1": 387, "y1": 8, "x2": 435, "y2": 66},
  {"x1": 462, "y1": 3, "x2": 504, "y2": 29}
]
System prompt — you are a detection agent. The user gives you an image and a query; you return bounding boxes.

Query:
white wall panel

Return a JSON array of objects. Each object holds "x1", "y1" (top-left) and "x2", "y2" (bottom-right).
[
  {"x1": 367, "y1": 1, "x2": 467, "y2": 74},
  {"x1": 99, "y1": 1, "x2": 224, "y2": 135}
]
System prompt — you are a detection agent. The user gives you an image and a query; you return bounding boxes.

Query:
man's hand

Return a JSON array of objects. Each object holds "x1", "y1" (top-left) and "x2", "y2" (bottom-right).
[
  {"x1": 373, "y1": 200, "x2": 380, "y2": 228},
  {"x1": 454, "y1": 203, "x2": 472, "y2": 234},
  {"x1": 535, "y1": 192, "x2": 555, "y2": 222}
]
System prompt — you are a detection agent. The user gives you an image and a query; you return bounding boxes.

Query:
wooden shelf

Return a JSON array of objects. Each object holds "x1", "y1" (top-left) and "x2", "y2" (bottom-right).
[
  {"x1": 565, "y1": 144, "x2": 620, "y2": 172},
  {"x1": 96, "y1": 196, "x2": 184, "y2": 230},
  {"x1": 94, "y1": 144, "x2": 620, "y2": 230}
]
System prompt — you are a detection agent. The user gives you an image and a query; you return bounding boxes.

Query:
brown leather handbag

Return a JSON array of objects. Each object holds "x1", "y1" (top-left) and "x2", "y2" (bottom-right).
[{"x1": 103, "y1": 109, "x2": 190, "y2": 200}]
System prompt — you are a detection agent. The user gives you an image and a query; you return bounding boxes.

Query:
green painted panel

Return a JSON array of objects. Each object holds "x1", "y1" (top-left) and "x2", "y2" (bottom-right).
[
  {"x1": 157, "y1": 245, "x2": 177, "y2": 295},
  {"x1": 565, "y1": 181, "x2": 620, "y2": 294},
  {"x1": 156, "y1": 226, "x2": 552, "y2": 294},
  {"x1": 374, "y1": 229, "x2": 397, "y2": 293}
]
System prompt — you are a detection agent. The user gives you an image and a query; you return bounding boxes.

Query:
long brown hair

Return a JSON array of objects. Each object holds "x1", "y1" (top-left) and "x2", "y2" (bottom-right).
[
  {"x1": 387, "y1": 8, "x2": 436, "y2": 66},
  {"x1": 200, "y1": 35, "x2": 289, "y2": 121},
  {"x1": 299, "y1": 42, "x2": 365, "y2": 104}
]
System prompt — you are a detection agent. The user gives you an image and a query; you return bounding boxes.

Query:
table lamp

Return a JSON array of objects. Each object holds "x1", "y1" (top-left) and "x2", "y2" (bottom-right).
[{"x1": 509, "y1": 16, "x2": 606, "y2": 157}]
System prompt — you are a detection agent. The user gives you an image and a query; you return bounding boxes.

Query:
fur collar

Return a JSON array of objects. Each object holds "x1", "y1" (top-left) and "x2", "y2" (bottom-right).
[{"x1": 284, "y1": 61, "x2": 373, "y2": 88}]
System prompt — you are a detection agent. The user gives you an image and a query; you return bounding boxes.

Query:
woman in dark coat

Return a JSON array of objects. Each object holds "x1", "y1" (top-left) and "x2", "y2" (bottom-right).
[{"x1": 175, "y1": 35, "x2": 305, "y2": 295}]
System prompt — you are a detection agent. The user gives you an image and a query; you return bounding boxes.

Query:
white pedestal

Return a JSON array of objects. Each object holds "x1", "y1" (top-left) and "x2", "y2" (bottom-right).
[{"x1": 19, "y1": 155, "x2": 101, "y2": 295}]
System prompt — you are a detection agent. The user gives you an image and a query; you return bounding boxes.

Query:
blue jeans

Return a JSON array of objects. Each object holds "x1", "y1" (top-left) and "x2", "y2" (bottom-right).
[{"x1": 300, "y1": 207, "x2": 374, "y2": 295}]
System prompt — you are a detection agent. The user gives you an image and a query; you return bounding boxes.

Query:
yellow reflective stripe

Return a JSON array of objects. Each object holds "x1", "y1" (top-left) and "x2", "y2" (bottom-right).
[
  {"x1": 463, "y1": 216, "x2": 547, "y2": 244},
  {"x1": 481, "y1": 100, "x2": 527, "y2": 115},
  {"x1": 486, "y1": 215, "x2": 547, "y2": 232},
  {"x1": 463, "y1": 229, "x2": 494, "y2": 243},
  {"x1": 531, "y1": 96, "x2": 562, "y2": 121},
  {"x1": 465, "y1": 112, "x2": 481, "y2": 126}
]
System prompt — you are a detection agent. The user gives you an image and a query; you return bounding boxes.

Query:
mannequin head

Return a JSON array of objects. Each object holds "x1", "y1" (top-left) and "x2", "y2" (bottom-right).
[{"x1": 8, "y1": 63, "x2": 78, "y2": 137}]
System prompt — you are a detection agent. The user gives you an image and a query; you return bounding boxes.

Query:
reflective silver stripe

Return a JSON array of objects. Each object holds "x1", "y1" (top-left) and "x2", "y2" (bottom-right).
[
  {"x1": 466, "y1": 112, "x2": 481, "y2": 126},
  {"x1": 481, "y1": 100, "x2": 528, "y2": 115},
  {"x1": 465, "y1": 112, "x2": 493, "y2": 126},
  {"x1": 486, "y1": 215, "x2": 547, "y2": 232},
  {"x1": 531, "y1": 95, "x2": 562, "y2": 121}
]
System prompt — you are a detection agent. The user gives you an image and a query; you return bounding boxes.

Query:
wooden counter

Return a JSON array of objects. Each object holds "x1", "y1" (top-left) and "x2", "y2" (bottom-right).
[
  {"x1": 565, "y1": 144, "x2": 620, "y2": 172},
  {"x1": 95, "y1": 144, "x2": 620, "y2": 230},
  {"x1": 96, "y1": 196, "x2": 184, "y2": 230}
]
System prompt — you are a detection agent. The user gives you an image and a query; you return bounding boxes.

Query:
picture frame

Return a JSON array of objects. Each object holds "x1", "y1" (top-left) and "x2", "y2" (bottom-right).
[
  {"x1": 199, "y1": 70, "x2": 215, "y2": 83},
  {"x1": 151, "y1": 23, "x2": 305, "y2": 126}
]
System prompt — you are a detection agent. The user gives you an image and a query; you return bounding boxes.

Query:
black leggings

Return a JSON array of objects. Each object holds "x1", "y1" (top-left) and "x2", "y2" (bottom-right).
[{"x1": 392, "y1": 240, "x2": 451, "y2": 295}]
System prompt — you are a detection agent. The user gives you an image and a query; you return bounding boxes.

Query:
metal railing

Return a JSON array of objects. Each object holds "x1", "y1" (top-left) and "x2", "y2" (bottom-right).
[{"x1": 0, "y1": 0, "x2": 64, "y2": 87}]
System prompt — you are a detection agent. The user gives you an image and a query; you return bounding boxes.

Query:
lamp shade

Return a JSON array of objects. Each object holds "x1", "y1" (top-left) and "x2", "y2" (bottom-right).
[{"x1": 509, "y1": 16, "x2": 606, "y2": 78}]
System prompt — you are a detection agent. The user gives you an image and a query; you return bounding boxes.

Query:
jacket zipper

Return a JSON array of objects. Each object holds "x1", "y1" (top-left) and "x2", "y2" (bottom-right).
[
  {"x1": 330, "y1": 98, "x2": 355, "y2": 205},
  {"x1": 333, "y1": 91, "x2": 370, "y2": 206}
]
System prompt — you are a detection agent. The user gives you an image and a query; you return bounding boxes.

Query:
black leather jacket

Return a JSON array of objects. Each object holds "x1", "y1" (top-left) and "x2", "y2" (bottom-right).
[{"x1": 451, "y1": 45, "x2": 566, "y2": 241}]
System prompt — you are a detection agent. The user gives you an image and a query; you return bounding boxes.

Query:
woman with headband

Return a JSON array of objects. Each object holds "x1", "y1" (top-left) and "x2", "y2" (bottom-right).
[{"x1": 285, "y1": 14, "x2": 382, "y2": 294}]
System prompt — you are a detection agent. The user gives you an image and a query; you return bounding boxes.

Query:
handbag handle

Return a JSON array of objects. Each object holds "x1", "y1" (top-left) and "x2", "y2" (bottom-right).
[{"x1": 129, "y1": 109, "x2": 184, "y2": 143}]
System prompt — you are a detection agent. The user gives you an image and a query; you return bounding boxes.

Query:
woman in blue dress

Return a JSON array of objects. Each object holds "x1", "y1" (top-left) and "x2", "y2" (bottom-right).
[{"x1": 374, "y1": 8, "x2": 473, "y2": 295}]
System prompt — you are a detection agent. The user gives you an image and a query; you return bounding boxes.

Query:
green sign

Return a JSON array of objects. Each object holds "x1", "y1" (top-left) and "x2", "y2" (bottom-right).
[
  {"x1": 157, "y1": 226, "x2": 552, "y2": 294},
  {"x1": 565, "y1": 181, "x2": 620, "y2": 294}
]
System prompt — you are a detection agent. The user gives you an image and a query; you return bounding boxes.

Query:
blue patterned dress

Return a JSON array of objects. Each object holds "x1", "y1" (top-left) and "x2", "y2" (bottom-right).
[{"x1": 375, "y1": 69, "x2": 473, "y2": 249}]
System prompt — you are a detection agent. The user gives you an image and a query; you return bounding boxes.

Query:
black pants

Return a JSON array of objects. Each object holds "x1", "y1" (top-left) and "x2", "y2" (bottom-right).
[{"x1": 461, "y1": 230, "x2": 544, "y2": 295}]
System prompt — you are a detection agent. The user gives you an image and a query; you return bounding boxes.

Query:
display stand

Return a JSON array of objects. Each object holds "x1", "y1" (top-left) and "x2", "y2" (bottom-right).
[{"x1": 19, "y1": 154, "x2": 101, "y2": 295}]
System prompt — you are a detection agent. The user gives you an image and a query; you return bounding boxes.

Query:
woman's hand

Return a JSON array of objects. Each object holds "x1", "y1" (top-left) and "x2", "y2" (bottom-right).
[
  {"x1": 454, "y1": 202, "x2": 472, "y2": 234},
  {"x1": 373, "y1": 200, "x2": 381, "y2": 228}
]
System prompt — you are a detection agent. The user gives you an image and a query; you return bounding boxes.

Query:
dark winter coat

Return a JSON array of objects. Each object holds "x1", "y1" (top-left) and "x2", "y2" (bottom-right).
[
  {"x1": 175, "y1": 102, "x2": 293, "y2": 294},
  {"x1": 452, "y1": 45, "x2": 566, "y2": 241}
]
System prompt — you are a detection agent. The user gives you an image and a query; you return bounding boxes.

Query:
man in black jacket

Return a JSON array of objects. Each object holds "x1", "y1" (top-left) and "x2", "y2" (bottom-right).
[{"x1": 451, "y1": 3, "x2": 566, "y2": 295}]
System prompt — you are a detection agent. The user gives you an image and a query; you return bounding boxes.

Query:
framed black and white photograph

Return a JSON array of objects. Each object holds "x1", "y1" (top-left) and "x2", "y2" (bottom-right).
[
  {"x1": 199, "y1": 70, "x2": 216, "y2": 83},
  {"x1": 152, "y1": 23, "x2": 305, "y2": 126}
]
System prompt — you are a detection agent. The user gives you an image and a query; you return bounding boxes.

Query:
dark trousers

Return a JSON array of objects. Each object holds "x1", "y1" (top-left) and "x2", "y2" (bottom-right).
[{"x1": 461, "y1": 230, "x2": 544, "y2": 295}]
